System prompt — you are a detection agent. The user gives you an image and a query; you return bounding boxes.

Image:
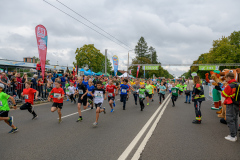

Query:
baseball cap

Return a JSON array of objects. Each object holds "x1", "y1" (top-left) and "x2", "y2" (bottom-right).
[{"x1": 0, "y1": 83, "x2": 4, "y2": 89}]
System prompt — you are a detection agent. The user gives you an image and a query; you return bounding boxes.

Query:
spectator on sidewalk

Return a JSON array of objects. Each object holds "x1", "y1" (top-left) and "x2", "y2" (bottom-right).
[
  {"x1": 185, "y1": 77, "x2": 194, "y2": 104},
  {"x1": 16, "y1": 73, "x2": 22, "y2": 98},
  {"x1": 31, "y1": 74, "x2": 38, "y2": 90},
  {"x1": 36, "y1": 61, "x2": 41, "y2": 77},
  {"x1": 22, "y1": 73, "x2": 28, "y2": 89},
  {"x1": 0, "y1": 72, "x2": 10, "y2": 92},
  {"x1": 222, "y1": 72, "x2": 239, "y2": 142}
]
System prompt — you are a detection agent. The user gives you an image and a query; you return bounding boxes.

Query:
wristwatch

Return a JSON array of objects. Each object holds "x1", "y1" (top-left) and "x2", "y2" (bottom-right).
[{"x1": 14, "y1": 104, "x2": 17, "y2": 106}]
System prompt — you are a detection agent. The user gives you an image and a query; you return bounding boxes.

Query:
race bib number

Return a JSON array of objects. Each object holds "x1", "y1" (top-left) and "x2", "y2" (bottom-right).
[
  {"x1": 173, "y1": 90, "x2": 176, "y2": 93},
  {"x1": 79, "y1": 90, "x2": 83, "y2": 94},
  {"x1": 69, "y1": 90, "x2": 74, "y2": 94},
  {"x1": 136, "y1": 89, "x2": 139, "y2": 93},
  {"x1": 146, "y1": 89, "x2": 149, "y2": 92},
  {"x1": 139, "y1": 94, "x2": 145, "y2": 98},
  {"x1": 54, "y1": 93, "x2": 61, "y2": 98},
  {"x1": 108, "y1": 93, "x2": 113, "y2": 97},
  {"x1": 95, "y1": 93, "x2": 103, "y2": 98},
  {"x1": 122, "y1": 89, "x2": 127, "y2": 93},
  {"x1": 25, "y1": 95, "x2": 29, "y2": 99},
  {"x1": 0, "y1": 101, "x2": 2, "y2": 106}
]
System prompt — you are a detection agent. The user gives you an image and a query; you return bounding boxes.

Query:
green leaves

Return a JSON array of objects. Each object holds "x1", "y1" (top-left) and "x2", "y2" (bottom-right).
[
  {"x1": 182, "y1": 30, "x2": 240, "y2": 79},
  {"x1": 75, "y1": 44, "x2": 112, "y2": 73},
  {"x1": 130, "y1": 37, "x2": 173, "y2": 78}
]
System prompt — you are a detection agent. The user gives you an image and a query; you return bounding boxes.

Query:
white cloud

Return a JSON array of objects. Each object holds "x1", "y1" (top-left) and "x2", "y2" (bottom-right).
[{"x1": 0, "y1": 0, "x2": 240, "y2": 76}]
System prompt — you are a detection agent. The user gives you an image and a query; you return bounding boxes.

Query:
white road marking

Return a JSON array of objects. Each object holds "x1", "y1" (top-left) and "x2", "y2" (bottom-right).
[
  {"x1": 59, "y1": 108, "x2": 91, "y2": 119},
  {"x1": 131, "y1": 96, "x2": 171, "y2": 160},
  {"x1": 117, "y1": 94, "x2": 170, "y2": 160}
]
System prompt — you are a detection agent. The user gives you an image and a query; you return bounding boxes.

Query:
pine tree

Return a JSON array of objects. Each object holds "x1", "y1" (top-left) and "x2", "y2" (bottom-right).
[
  {"x1": 134, "y1": 37, "x2": 150, "y2": 63},
  {"x1": 149, "y1": 46, "x2": 158, "y2": 64}
]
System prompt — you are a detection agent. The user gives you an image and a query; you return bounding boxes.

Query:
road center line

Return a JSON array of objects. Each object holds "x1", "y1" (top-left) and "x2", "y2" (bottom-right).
[
  {"x1": 131, "y1": 96, "x2": 171, "y2": 160},
  {"x1": 117, "y1": 94, "x2": 170, "y2": 160},
  {"x1": 59, "y1": 108, "x2": 91, "y2": 119}
]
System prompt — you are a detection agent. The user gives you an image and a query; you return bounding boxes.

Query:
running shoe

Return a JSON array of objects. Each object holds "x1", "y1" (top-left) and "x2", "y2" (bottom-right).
[
  {"x1": 59, "y1": 119, "x2": 62, "y2": 124},
  {"x1": 74, "y1": 101, "x2": 76, "y2": 104},
  {"x1": 31, "y1": 106, "x2": 34, "y2": 113},
  {"x1": 8, "y1": 116, "x2": 13, "y2": 126},
  {"x1": 152, "y1": 99, "x2": 154, "y2": 102},
  {"x1": 76, "y1": 117, "x2": 83, "y2": 122},
  {"x1": 103, "y1": 108, "x2": 106, "y2": 114},
  {"x1": 88, "y1": 104, "x2": 91, "y2": 108},
  {"x1": 93, "y1": 122, "x2": 98, "y2": 126},
  {"x1": 110, "y1": 109, "x2": 114, "y2": 113},
  {"x1": 147, "y1": 103, "x2": 149, "y2": 106},
  {"x1": 32, "y1": 115, "x2": 38, "y2": 120},
  {"x1": 67, "y1": 99, "x2": 69, "y2": 101},
  {"x1": 113, "y1": 101, "x2": 116, "y2": 107},
  {"x1": 71, "y1": 100, "x2": 73, "y2": 103},
  {"x1": 91, "y1": 107, "x2": 93, "y2": 109},
  {"x1": 8, "y1": 127, "x2": 18, "y2": 134}
]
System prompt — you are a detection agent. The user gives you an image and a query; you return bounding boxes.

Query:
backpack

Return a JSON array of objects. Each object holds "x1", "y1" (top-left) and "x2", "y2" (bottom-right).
[{"x1": 231, "y1": 82, "x2": 240, "y2": 105}]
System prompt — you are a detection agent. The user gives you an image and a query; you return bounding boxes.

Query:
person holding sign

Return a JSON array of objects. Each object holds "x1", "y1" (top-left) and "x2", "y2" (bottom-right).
[
  {"x1": 106, "y1": 80, "x2": 118, "y2": 113},
  {"x1": 75, "y1": 77, "x2": 88, "y2": 122},
  {"x1": 48, "y1": 81, "x2": 65, "y2": 123},
  {"x1": 21, "y1": 81, "x2": 39, "y2": 120},
  {"x1": 91, "y1": 81, "x2": 107, "y2": 127}
]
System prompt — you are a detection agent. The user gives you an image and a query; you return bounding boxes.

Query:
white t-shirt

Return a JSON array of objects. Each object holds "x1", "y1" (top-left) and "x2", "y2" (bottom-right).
[
  {"x1": 92, "y1": 89, "x2": 105, "y2": 104},
  {"x1": 168, "y1": 84, "x2": 172, "y2": 90},
  {"x1": 68, "y1": 86, "x2": 76, "y2": 95}
]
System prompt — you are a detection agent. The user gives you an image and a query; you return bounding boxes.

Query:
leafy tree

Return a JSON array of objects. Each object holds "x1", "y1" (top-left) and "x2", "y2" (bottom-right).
[
  {"x1": 33, "y1": 56, "x2": 50, "y2": 65},
  {"x1": 75, "y1": 44, "x2": 112, "y2": 73},
  {"x1": 187, "y1": 30, "x2": 240, "y2": 79}
]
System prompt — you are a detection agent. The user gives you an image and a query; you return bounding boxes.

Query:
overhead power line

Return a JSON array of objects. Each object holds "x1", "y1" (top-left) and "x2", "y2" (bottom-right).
[
  {"x1": 43, "y1": 0, "x2": 131, "y2": 51},
  {"x1": 56, "y1": 0, "x2": 133, "y2": 50}
]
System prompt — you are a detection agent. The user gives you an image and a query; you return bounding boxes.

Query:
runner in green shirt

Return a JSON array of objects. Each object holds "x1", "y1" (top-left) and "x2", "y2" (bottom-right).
[
  {"x1": 145, "y1": 80, "x2": 154, "y2": 106},
  {"x1": 138, "y1": 85, "x2": 148, "y2": 111},
  {"x1": 0, "y1": 83, "x2": 18, "y2": 133},
  {"x1": 65, "y1": 82, "x2": 70, "y2": 101},
  {"x1": 171, "y1": 84, "x2": 179, "y2": 107}
]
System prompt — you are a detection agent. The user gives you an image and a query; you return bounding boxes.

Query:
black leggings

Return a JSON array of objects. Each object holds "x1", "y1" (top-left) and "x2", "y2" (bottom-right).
[
  {"x1": 159, "y1": 93, "x2": 165, "y2": 103},
  {"x1": 133, "y1": 93, "x2": 138, "y2": 103},
  {"x1": 20, "y1": 102, "x2": 37, "y2": 116},
  {"x1": 139, "y1": 98, "x2": 145, "y2": 108},
  {"x1": 69, "y1": 94, "x2": 76, "y2": 102}
]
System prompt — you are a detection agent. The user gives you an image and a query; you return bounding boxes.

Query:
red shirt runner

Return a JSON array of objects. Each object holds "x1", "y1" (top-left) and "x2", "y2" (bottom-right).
[
  {"x1": 50, "y1": 87, "x2": 65, "y2": 103},
  {"x1": 106, "y1": 84, "x2": 117, "y2": 97},
  {"x1": 22, "y1": 88, "x2": 37, "y2": 105}
]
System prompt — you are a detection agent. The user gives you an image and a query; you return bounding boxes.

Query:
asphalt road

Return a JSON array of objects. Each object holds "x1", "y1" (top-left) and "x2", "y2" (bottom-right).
[
  {"x1": 1, "y1": 87, "x2": 240, "y2": 160},
  {"x1": 140, "y1": 87, "x2": 240, "y2": 160},
  {"x1": 0, "y1": 93, "x2": 165, "y2": 160}
]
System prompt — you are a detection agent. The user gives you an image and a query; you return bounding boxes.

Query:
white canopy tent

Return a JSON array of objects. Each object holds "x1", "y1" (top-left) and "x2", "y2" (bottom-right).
[{"x1": 119, "y1": 72, "x2": 128, "y2": 77}]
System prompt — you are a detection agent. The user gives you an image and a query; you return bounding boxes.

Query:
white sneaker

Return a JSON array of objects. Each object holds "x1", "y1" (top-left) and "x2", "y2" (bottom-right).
[
  {"x1": 235, "y1": 136, "x2": 238, "y2": 141},
  {"x1": 225, "y1": 135, "x2": 237, "y2": 142},
  {"x1": 93, "y1": 122, "x2": 98, "y2": 127}
]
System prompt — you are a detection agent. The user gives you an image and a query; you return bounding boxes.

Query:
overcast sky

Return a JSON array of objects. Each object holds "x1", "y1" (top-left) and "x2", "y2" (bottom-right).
[{"x1": 0, "y1": 0, "x2": 240, "y2": 77}]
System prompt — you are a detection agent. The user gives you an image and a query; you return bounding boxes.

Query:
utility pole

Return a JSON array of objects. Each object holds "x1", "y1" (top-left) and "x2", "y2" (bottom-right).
[
  {"x1": 105, "y1": 49, "x2": 107, "y2": 75},
  {"x1": 127, "y1": 51, "x2": 129, "y2": 78}
]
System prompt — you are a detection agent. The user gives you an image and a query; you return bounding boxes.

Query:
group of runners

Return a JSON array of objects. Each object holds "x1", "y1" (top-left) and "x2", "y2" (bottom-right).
[{"x1": 0, "y1": 75, "x2": 191, "y2": 133}]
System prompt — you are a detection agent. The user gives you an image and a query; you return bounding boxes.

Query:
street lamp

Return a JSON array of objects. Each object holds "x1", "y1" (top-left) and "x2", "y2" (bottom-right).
[{"x1": 127, "y1": 49, "x2": 134, "y2": 78}]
